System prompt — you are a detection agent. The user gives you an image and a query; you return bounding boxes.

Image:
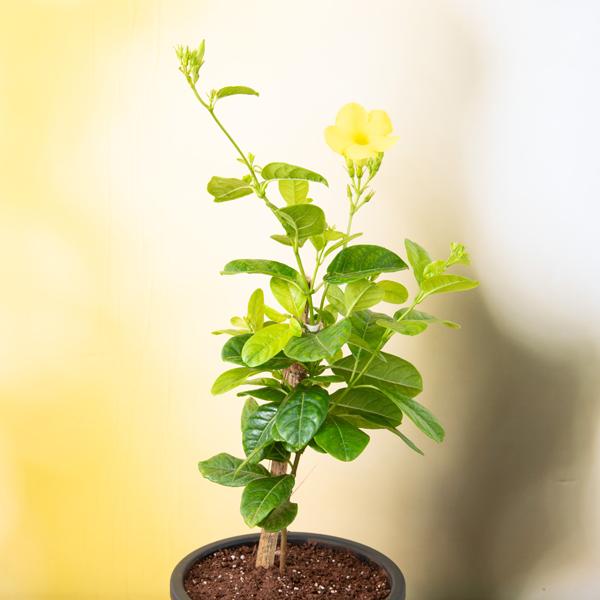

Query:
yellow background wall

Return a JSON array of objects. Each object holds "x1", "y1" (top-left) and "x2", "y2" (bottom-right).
[{"x1": 1, "y1": 1, "x2": 599, "y2": 598}]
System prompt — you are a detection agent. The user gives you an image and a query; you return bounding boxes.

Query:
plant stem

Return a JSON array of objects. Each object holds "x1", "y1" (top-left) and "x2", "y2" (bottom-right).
[
  {"x1": 185, "y1": 76, "x2": 315, "y2": 320},
  {"x1": 279, "y1": 528, "x2": 287, "y2": 574}
]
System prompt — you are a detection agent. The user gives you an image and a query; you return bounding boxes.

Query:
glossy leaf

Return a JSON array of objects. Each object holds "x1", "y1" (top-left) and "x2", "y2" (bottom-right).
[
  {"x1": 241, "y1": 397, "x2": 259, "y2": 430},
  {"x1": 198, "y1": 453, "x2": 269, "y2": 487},
  {"x1": 322, "y1": 232, "x2": 363, "y2": 258},
  {"x1": 404, "y1": 239, "x2": 431, "y2": 283},
  {"x1": 330, "y1": 386, "x2": 402, "y2": 429},
  {"x1": 284, "y1": 319, "x2": 352, "y2": 362},
  {"x1": 247, "y1": 289, "x2": 265, "y2": 331},
  {"x1": 344, "y1": 279, "x2": 385, "y2": 314},
  {"x1": 222, "y1": 259, "x2": 304, "y2": 288},
  {"x1": 270, "y1": 277, "x2": 306, "y2": 318},
  {"x1": 262, "y1": 442, "x2": 291, "y2": 462},
  {"x1": 216, "y1": 85, "x2": 259, "y2": 99},
  {"x1": 348, "y1": 311, "x2": 389, "y2": 354},
  {"x1": 279, "y1": 180, "x2": 309, "y2": 205},
  {"x1": 211, "y1": 367, "x2": 257, "y2": 395},
  {"x1": 387, "y1": 427, "x2": 425, "y2": 455},
  {"x1": 258, "y1": 499, "x2": 298, "y2": 532},
  {"x1": 332, "y1": 352, "x2": 423, "y2": 398},
  {"x1": 324, "y1": 245, "x2": 407, "y2": 284},
  {"x1": 314, "y1": 416, "x2": 370, "y2": 461},
  {"x1": 238, "y1": 387, "x2": 287, "y2": 403},
  {"x1": 271, "y1": 234, "x2": 295, "y2": 247},
  {"x1": 325, "y1": 284, "x2": 346, "y2": 315},
  {"x1": 277, "y1": 204, "x2": 326, "y2": 241},
  {"x1": 222, "y1": 334, "x2": 291, "y2": 369},
  {"x1": 242, "y1": 402, "x2": 279, "y2": 462},
  {"x1": 212, "y1": 328, "x2": 249, "y2": 336},
  {"x1": 221, "y1": 334, "x2": 252, "y2": 365},
  {"x1": 420, "y1": 274, "x2": 479, "y2": 297},
  {"x1": 378, "y1": 388, "x2": 445, "y2": 442},
  {"x1": 393, "y1": 308, "x2": 460, "y2": 329},
  {"x1": 261, "y1": 162, "x2": 328, "y2": 187},
  {"x1": 376, "y1": 318, "x2": 428, "y2": 336},
  {"x1": 264, "y1": 305, "x2": 287, "y2": 323},
  {"x1": 377, "y1": 280, "x2": 409, "y2": 304},
  {"x1": 207, "y1": 176, "x2": 253, "y2": 202},
  {"x1": 242, "y1": 324, "x2": 296, "y2": 367},
  {"x1": 240, "y1": 475, "x2": 295, "y2": 527},
  {"x1": 274, "y1": 387, "x2": 329, "y2": 451}
]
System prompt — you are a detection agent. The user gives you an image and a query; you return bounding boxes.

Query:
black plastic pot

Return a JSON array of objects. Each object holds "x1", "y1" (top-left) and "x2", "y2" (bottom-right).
[{"x1": 170, "y1": 531, "x2": 406, "y2": 600}]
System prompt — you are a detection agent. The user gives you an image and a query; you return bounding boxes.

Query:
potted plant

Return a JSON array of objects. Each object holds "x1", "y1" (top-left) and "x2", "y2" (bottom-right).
[{"x1": 171, "y1": 41, "x2": 479, "y2": 600}]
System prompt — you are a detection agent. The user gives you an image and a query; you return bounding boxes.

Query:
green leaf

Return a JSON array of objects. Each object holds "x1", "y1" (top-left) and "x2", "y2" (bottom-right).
[
  {"x1": 242, "y1": 324, "x2": 296, "y2": 367},
  {"x1": 344, "y1": 279, "x2": 385, "y2": 314},
  {"x1": 330, "y1": 386, "x2": 402, "y2": 429},
  {"x1": 387, "y1": 427, "x2": 425, "y2": 455},
  {"x1": 261, "y1": 162, "x2": 328, "y2": 187},
  {"x1": 264, "y1": 305, "x2": 287, "y2": 323},
  {"x1": 241, "y1": 397, "x2": 259, "y2": 430},
  {"x1": 198, "y1": 453, "x2": 269, "y2": 487},
  {"x1": 221, "y1": 334, "x2": 291, "y2": 369},
  {"x1": 332, "y1": 352, "x2": 423, "y2": 398},
  {"x1": 274, "y1": 387, "x2": 329, "y2": 451},
  {"x1": 262, "y1": 442, "x2": 291, "y2": 462},
  {"x1": 277, "y1": 205, "x2": 326, "y2": 241},
  {"x1": 404, "y1": 239, "x2": 431, "y2": 283},
  {"x1": 240, "y1": 475, "x2": 295, "y2": 527},
  {"x1": 376, "y1": 318, "x2": 428, "y2": 336},
  {"x1": 211, "y1": 367, "x2": 258, "y2": 395},
  {"x1": 270, "y1": 234, "x2": 296, "y2": 247},
  {"x1": 212, "y1": 328, "x2": 249, "y2": 336},
  {"x1": 284, "y1": 319, "x2": 352, "y2": 362},
  {"x1": 314, "y1": 416, "x2": 370, "y2": 462},
  {"x1": 221, "y1": 334, "x2": 252, "y2": 365},
  {"x1": 420, "y1": 274, "x2": 479, "y2": 297},
  {"x1": 242, "y1": 402, "x2": 279, "y2": 462},
  {"x1": 377, "y1": 280, "x2": 409, "y2": 304},
  {"x1": 348, "y1": 311, "x2": 389, "y2": 353},
  {"x1": 222, "y1": 259, "x2": 304, "y2": 289},
  {"x1": 238, "y1": 387, "x2": 287, "y2": 403},
  {"x1": 323, "y1": 233, "x2": 363, "y2": 258},
  {"x1": 393, "y1": 308, "x2": 460, "y2": 329},
  {"x1": 207, "y1": 176, "x2": 253, "y2": 202},
  {"x1": 247, "y1": 289, "x2": 265, "y2": 331},
  {"x1": 279, "y1": 180, "x2": 309, "y2": 205},
  {"x1": 324, "y1": 245, "x2": 408, "y2": 284},
  {"x1": 325, "y1": 285, "x2": 346, "y2": 315},
  {"x1": 216, "y1": 85, "x2": 259, "y2": 99},
  {"x1": 258, "y1": 500, "x2": 298, "y2": 532},
  {"x1": 270, "y1": 277, "x2": 307, "y2": 318},
  {"x1": 379, "y1": 390, "x2": 445, "y2": 443}
]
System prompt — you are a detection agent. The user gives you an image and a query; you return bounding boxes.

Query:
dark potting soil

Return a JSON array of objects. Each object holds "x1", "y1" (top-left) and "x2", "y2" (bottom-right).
[{"x1": 184, "y1": 541, "x2": 391, "y2": 599}]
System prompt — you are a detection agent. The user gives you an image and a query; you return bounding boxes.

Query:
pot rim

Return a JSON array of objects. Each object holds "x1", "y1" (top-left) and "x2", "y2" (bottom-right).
[{"x1": 170, "y1": 531, "x2": 406, "y2": 600}]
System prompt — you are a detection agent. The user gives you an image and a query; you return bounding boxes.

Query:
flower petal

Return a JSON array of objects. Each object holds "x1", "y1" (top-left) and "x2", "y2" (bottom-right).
[
  {"x1": 324, "y1": 126, "x2": 352, "y2": 155},
  {"x1": 345, "y1": 143, "x2": 377, "y2": 161},
  {"x1": 370, "y1": 134, "x2": 399, "y2": 152},
  {"x1": 368, "y1": 110, "x2": 393, "y2": 136},
  {"x1": 335, "y1": 103, "x2": 368, "y2": 135}
]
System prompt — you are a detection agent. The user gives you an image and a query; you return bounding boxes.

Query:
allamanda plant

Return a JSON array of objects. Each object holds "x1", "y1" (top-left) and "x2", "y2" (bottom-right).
[{"x1": 176, "y1": 41, "x2": 479, "y2": 571}]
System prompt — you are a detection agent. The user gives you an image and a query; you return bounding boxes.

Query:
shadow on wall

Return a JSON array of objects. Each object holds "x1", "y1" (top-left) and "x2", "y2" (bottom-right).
[
  {"x1": 381, "y1": 4, "x2": 600, "y2": 599},
  {"x1": 424, "y1": 297, "x2": 598, "y2": 600}
]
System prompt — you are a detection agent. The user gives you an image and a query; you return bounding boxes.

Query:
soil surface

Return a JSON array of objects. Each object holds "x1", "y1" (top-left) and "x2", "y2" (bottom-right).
[{"x1": 184, "y1": 541, "x2": 391, "y2": 599}]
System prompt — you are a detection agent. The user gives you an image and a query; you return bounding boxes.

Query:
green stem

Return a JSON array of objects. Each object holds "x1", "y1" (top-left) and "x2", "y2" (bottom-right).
[
  {"x1": 185, "y1": 75, "x2": 315, "y2": 314},
  {"x1": 291, "y1": 450, "x2": 304, "y2": 477},
  {"x1": 293, "y1": 243, "x2": 315, "y2": 322}
]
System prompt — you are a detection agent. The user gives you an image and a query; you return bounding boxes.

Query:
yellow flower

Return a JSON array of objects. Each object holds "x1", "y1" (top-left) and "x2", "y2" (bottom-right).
[{"x1": 324, "y1": 103, "x2": 398, "y2": 160}]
